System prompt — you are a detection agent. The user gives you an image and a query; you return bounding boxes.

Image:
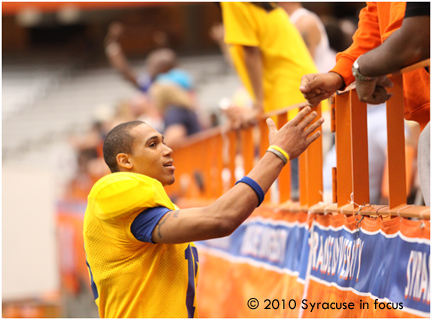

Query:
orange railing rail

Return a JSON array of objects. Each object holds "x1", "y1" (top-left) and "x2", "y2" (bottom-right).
[
  {"x1": 166, "y1": 60, "x2": 430, "y2": 220},
  {"x1": 327, "y1": 59, "x2": 430, "y2": 219}
]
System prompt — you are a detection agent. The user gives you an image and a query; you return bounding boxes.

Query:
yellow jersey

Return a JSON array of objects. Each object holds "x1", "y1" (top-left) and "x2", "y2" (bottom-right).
[
  {"x1": 222, "y1": 2, "x2": 321, "y2": 118},
  {"x1": 83, "y1": 172, "x2": 198, "y2": 318}
]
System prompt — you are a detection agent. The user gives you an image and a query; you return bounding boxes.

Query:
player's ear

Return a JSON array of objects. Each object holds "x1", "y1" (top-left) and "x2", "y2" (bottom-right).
[{"x1": 117, "y1": 153, "x2": 133, "y2": 170}]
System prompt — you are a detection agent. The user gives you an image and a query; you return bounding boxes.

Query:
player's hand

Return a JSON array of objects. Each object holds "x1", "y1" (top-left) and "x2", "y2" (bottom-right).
[
  {"x1": 299, "y1": 72, "x2": 344, "y2": 107},
  {"x1": 267, "y1": 107, "x2": 324, "y2": 160},
  {"x1": 355, "y1": 76, "x2": 393, "y2": 104}
]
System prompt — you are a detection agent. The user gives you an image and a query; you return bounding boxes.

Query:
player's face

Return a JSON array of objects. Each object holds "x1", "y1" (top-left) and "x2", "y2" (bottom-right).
[{"x1": 128, "y1": 124, "x2": 175, "y2": 186}]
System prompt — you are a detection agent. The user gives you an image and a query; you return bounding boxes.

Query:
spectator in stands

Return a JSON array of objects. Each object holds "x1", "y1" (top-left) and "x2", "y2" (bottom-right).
[
  {"x1": 68, "y1": 122, "x2": 107, "y2": 199},
  {"x1": 209, "y1": 23, "x2": 255, "y2": 129},
  {"x1": 220, "y1": 2, "x2": 318, "y2": 126},
  {"x1": 129, "y1": 93, "x2": 164, "y2": 134},
  {"x1": 279, "y1": 2, "x2": 336, "y2": 73},
  {"x1": 299, "y1": 2, "x2": 430, "y2": 131},
  {"x1": 209, "y1": 23, "x2": 233, "y2": 67},
  {"x1": 301, "y1": 2, "x2": 430, "y2": 205},
  {"x1": 220, "y1": 2, "x2": 321, "y2": 201},
  {"x1": 149, "y1": 82, "x2": 201, "y2": 148},
  {"x1": 352, "y1": 2, "x2": 430, "y2": 205},
  {"x1": 323, "y1": 17, "x2": 354, "y2": 54},
  {"x1": 353, "y1": 3, "x2": 430, "y2": 104},
  {"x1": 104, "y1": 22, "x2": 192, "y2": 94},
  {"x1": 285, "y1": 7, "x2": 390, "y2": 205},
  {"x1": 279, "y1": 2, "x2": 337, "y2": 189}
]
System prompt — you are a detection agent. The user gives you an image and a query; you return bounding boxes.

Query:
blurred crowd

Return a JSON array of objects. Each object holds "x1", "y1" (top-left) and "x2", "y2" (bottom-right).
[
  {"x1": 64, "y1": 1, "x2": 429, "y2": 209},
  {"x1": 66, "y1": 23, "x2": 204, "y2": 200}
]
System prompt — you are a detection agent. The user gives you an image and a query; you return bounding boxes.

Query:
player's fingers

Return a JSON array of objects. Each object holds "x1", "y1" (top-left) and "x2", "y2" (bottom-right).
[
  {"x1": 288, "y1": 106, "x2": 312, "y2": 126},
  {"x1": 305, "y1": 131, "x2": 322, "y2": 146},
  {"x1": 266, "y1": 118, "x2": 277, "y2": 134},
  {"x1": 304, "y1": 118, "x2": 325, "y2": 136},
  {"x1": 297, "y1": 111, "x2": 318, "y2": 131}
]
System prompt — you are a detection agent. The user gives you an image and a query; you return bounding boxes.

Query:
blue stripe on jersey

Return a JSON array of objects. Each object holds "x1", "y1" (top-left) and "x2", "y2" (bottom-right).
[
  {"x1": 85, "y1": 259, "x2": 99, "y2": 300},
  {"x1": 131, "y1": 207, "x2": 171, "y2": 243},
  {"x1": 185, "y1": 245, "x2": 199, "y2": 317}
]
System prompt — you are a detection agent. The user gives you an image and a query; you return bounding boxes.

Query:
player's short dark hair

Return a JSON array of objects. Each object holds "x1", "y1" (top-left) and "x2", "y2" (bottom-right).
[{"x1": 103, "y1": 121, "x2": 145, "y2": 173}]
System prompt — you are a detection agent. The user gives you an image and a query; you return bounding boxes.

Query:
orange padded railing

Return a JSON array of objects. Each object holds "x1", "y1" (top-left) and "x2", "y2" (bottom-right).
[{"x1": 166, "y1": 60, "x2": 430, "y2": 220}]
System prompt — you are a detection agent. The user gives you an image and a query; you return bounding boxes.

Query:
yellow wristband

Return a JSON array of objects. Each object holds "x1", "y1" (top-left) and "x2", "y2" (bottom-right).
[{"x1": 269, "y1": 145, "x2": 289, "y2": 162}]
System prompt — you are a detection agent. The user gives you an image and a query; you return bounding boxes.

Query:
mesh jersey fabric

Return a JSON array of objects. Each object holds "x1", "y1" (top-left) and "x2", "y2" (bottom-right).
[{"x1": 83, "y1": 172, "x2": 199, "y2": 318}]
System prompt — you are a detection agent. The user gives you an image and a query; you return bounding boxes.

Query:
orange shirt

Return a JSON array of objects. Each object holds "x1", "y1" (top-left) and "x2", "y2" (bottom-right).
[{"x1": 331, "y1": 2, "x2": 430, "y2": 130}]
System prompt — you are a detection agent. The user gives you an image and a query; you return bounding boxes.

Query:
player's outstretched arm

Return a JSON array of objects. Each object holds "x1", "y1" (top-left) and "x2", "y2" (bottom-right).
[{"x1": 152, "y1": 107, "x2": 324, "y2": 244}]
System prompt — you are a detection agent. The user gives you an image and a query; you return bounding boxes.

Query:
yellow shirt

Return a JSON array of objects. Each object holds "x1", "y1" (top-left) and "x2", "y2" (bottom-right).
[
  {"x1": 83, "y1": 172, "x2": 198, "y2": 318},
  {"x1": 222, "y1": 2, "x2": 320, "y2": 118}
]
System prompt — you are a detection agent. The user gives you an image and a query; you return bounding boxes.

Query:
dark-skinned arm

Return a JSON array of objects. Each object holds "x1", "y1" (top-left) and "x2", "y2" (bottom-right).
[
  {"x1": 355, "y1": 13, "x2": 430, "y2": 104},
  {"x1": 243, "y1": 45, "x2": 264, "y2": 113},
  {"x1": 358, "y1": 15, "x2": 430, "y2": 77}
]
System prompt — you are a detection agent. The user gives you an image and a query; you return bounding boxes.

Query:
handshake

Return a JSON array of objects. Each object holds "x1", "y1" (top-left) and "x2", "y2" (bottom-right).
[{"x1": 299, "y1": 71, "x2": 393, "y2": 107}]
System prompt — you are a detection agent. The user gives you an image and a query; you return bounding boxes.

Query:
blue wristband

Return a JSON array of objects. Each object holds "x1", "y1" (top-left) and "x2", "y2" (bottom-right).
[{"x1": 235, "y1": 176, "x2": 265, "y2": 207}]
